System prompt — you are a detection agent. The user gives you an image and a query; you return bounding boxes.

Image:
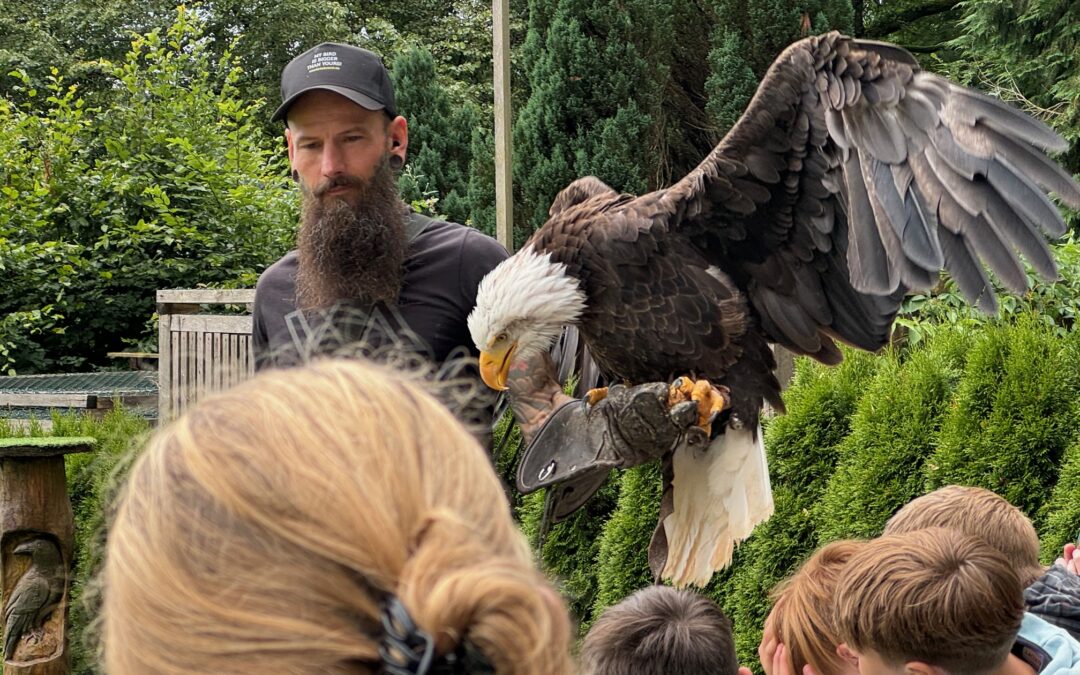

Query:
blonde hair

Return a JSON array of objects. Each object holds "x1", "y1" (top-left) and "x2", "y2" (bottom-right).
[
  {"x1": 767, "y1": 540, "x2": 865, "y2": 675},
  {"x1": 833, "y1": 527, "x2": 1024, "y2": 675},
  {"x1": 102, "y1": 358, "x2": 574, "y2": 674},
  {"x1": 883, "y1": 485, "x2": 1042, "y2": 586}
]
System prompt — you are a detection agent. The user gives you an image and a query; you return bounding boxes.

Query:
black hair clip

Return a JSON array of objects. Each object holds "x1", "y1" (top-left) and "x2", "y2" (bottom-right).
[
  {"x1": 378, "y1": 596, "x2": 495, "y2": 675},
  {"x1": 379, "y1": 596, "x2": 436, "y2": 675}
]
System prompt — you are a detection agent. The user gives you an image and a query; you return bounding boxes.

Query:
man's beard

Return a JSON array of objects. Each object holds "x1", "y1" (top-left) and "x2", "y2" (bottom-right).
[{"x1": 294, "y1": 157, "x2": 406, "y2": 312}]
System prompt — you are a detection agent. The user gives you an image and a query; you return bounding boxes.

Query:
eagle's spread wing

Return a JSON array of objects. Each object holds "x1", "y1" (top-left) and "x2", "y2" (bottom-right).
[{"x1": 663, "y1": 31, "x2": 1080, "y2": 362}]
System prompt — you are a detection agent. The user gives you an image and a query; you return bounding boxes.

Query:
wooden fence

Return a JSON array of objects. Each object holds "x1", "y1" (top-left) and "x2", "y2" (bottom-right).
[{"x1": 157, "y1": 289, "x2": 256, "y2": 422}]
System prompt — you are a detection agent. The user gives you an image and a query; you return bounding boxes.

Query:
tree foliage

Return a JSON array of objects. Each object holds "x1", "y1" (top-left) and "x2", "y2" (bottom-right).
[
  {"x1": 949, "y1": 0, "x2": 1080, "y2": 173},
  {"x1": 392, "y1": 46, "x2": 487, "y2": 226},
  {"x1": 0, "y1": 8, "x2": 296, "y2": 373},
  {"x1": 512, "y1": 0, "x2": 724, "y2": 241}
]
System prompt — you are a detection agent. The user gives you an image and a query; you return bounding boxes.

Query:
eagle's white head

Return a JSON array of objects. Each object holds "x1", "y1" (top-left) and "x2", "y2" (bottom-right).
[{"x1": 468, "y1": 245, "x2": 587, "y2": 390}]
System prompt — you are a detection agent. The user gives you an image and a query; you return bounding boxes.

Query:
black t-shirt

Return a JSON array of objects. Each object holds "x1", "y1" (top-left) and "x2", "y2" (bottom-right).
[{"x1": 252, "y1": 215, "x2": 509, "y2": 369}]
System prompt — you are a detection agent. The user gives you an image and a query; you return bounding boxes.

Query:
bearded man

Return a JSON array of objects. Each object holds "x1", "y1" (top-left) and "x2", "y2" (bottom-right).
[{"x1": 252, "y1": 43, "x2": 508, "y2": 371}]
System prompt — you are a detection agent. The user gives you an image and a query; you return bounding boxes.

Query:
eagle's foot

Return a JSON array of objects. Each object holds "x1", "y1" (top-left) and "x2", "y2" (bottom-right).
[
  {"x1": 668, "y1": 377, "x2": 731, "y2": 436},
  {"x1": 585, "y1": 387, "x2": 609, "y2": 406}
]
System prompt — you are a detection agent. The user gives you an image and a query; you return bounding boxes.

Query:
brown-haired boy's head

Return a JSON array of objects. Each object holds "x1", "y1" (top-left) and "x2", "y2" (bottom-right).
[
  {"x1": 833, "y1": 527, "x2": 1025, "y2": 675},
  {"x1": 581, "y1": 585, "x2": 739, "y2": 675},
  {"x1": 883, "y1": 485, "x2": 1042, "y2": 586}
]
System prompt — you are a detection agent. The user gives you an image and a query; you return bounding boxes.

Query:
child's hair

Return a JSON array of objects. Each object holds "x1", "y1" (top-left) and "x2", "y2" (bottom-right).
[
  {"x1": 580, "y1": 585, "x2": 739, "y2": 675},
  {"x1": 102, "y1": 358, "x2": 574, "y2": 674},
  {"x1": 767, "y1": 539, "x2": 866, "y2": 675},
  {"x1": 883, "y1": 485, "x2": 1042, "y2": 585},
  {"x1": 833, "y1": 527, "x2": 1025, "y2": 675}
]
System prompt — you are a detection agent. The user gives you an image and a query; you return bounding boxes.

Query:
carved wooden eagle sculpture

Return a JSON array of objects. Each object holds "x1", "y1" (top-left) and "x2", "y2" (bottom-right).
[{"x1": 468, "y1": 32, "x2": 1080, "y2": 587}]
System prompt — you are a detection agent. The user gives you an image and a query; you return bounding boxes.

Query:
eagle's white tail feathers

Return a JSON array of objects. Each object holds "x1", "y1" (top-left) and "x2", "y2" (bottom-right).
[{"x1": 661, "y1": 424, "x2": 773, "y2": 588}]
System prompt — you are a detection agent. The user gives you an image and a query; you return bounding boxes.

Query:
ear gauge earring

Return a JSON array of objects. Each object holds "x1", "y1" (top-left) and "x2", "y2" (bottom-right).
[
  {"x1": 291, "y1": 169, "x2": 299, "y2": 182},
  {"x1": 389, "y1": 155, "x2": 404, "y2": 171}
]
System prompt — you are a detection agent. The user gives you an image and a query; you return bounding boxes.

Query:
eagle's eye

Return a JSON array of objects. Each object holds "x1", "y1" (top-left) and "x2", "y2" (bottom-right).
[{"x1": 494, "y1": 331, "x2": 508, "y2": 344}]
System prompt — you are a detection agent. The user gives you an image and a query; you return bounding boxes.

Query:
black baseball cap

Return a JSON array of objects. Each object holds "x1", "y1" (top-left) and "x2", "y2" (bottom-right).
[{"x1": 272, "y1": 42, "x2": 397, "y2": 123}]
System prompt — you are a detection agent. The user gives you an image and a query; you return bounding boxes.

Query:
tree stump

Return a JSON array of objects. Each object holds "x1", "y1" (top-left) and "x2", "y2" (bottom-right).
[{"x1": 0, "y1": 437, "x2": 96, "y2": 675}]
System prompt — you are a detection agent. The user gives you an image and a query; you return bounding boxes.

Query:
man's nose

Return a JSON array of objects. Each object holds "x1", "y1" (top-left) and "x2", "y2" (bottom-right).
[{"x1": 321, "y1": 143, "x2": 346, "y2": 177}]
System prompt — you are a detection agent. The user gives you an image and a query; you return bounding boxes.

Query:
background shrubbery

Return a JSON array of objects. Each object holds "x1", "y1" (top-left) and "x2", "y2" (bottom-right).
[{"x1": 0, "y1": 11, "x2": 297, "y2": 374}]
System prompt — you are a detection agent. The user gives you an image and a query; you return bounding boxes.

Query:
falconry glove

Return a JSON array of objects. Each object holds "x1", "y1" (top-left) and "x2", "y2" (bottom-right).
[{"x1": 516, "y1": 382, "x2": 704, "y2": 521}]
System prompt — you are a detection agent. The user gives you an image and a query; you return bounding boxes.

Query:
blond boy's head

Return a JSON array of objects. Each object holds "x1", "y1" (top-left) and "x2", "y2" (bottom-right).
[
  {"x1": 883, "y1": 485, "x2": 1042, "y2": 585},
  {"x1": 833, "y1": 527, "x2": 1025, "y2": 675}
]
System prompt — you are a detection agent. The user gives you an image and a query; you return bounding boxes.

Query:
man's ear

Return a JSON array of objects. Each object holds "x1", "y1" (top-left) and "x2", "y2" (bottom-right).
[
  {"x1": 285, "y1": 127, "x2": 297, "y2": 171},
  {"x1": 387, "y1": 115, "x2": 408, "y2": 170}
]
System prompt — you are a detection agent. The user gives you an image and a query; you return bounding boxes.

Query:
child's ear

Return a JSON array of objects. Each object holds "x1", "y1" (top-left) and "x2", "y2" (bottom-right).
[
  {"x1": 903, "y1": 664, "x2": 939, "y2": 675},
  {"x1": 836, "y1": 644, "x2": 860, "y2": 668}
]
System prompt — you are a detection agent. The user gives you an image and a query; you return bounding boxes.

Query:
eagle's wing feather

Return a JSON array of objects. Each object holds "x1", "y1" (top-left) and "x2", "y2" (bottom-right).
[{"x1": 662, "y1": 31, "x2": 1080, "y2": 360}]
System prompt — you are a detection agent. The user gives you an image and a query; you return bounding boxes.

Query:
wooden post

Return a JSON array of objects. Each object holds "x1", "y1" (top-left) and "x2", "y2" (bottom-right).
[
  {"x1": 0, "y1": 437, "x2": 95, "y2": 675},
  {"x1": 493, "y1": 0, "x2": 514, "y2": 253}
]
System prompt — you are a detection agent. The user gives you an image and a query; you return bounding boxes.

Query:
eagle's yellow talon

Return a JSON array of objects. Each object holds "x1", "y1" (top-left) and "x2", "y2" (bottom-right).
[
  {"x1": 585, "y1": 387, "x2": 609, "y2": 406},
  {"x1": 668, "y1": 377, "x2": 731, "y2": 436},
  {"x1": 668, "y1": 377, "x2": 695, "y2": 407}
]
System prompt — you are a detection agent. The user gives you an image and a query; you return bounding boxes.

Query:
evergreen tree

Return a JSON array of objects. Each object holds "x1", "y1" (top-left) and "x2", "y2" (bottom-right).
[
  {"x1": 513, "y1": 0, "x2": 646, "y2": 236},
  {"x1": 591, "y1": 463, "x2": 663, "y2": 624},
  {"x1": 949, "y1": 0, "x2": 1080, "y2": 178},
  {"x1": 518, "y1": 478, "x2": 623, "y2": 625},
  {"x1": 926, "y1": 320, "x2": 1080, "y2": 524},
  {"x1": 812, "y1": 329, "x2": 970, "y2": 542},
  {"x1": 703, "y1": 0, "x2": 853, "y2": 150},
  {"x1": 1040, "y1": 436, "x2": 1080, "y2": 565},
  {"x1": 391, "y1": 46, "x2": 482, "y2": 224},
  {"x1": 705, "y1": 27, "x2": 759, "y2": 135},
  {"x1": 513, "y1": 0, "x2": 717, "y2": 240},
  {"x1": 467, "y1": 124, "x2": 497, "y2": 236}
]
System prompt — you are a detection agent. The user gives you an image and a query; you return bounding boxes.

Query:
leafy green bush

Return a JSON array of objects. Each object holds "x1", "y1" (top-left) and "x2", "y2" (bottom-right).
[
  {"x1": 896, "y1": 239, "x2": 1080, "y2": 348},
  {"x1": 519, "y1": 477, "x2": 622, "y2": 625},
  {"x1": 1039, "y1": 437, "x2": 1080, "y2": 565},
  {"x1": 0, "y1": 7, "x2": 297, "y2": 374},
  {"x1": 590, "y1": 463, "x2": 662, "y2": 624}
]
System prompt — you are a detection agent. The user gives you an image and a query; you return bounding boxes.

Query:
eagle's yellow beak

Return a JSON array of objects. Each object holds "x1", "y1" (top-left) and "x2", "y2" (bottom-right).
[{"x1": 479, "y1": 342, "x2": 517, "y2": 391}]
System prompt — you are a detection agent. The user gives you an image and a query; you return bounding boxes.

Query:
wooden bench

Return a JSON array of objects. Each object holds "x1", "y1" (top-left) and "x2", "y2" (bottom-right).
[
  {"x1": 157, "y1": 289, "x2": 256, "y2": 422},
  {"x1": 106, "y1": 351, "x2": 159, "y2": 371}
]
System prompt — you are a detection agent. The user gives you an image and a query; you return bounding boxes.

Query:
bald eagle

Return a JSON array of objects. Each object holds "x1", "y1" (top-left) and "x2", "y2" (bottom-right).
[{"x1": 468, "y1": 32, "x2": 1080, "y2": 587}]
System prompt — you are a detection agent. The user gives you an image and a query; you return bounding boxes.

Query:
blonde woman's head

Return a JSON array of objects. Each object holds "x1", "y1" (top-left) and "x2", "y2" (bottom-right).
[{"x1": 102, "y1": 358, "x2": 573, "y2": 675}]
